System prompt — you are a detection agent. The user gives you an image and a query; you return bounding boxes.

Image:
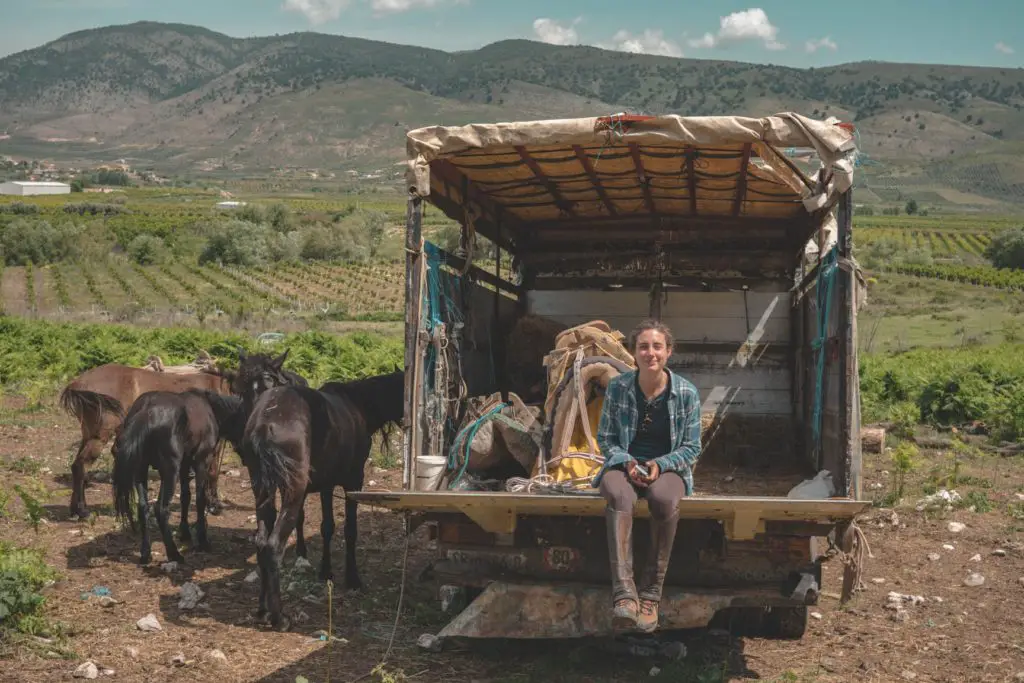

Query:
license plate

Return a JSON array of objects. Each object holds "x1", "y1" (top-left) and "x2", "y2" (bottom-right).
[{"x1": 543, "y1": 546, "x2": 580, "y2": 572}]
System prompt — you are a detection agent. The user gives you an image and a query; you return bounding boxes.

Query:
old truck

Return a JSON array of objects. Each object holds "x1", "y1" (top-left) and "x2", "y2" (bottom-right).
[{"x1": 350, "y1": 112, "x2": 872, "y2": 644}]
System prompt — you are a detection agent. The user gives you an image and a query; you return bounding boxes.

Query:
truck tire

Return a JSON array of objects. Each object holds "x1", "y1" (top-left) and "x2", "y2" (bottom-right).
[{"x1": 764, "y1": 606, "x2": 808, "y2": 639}]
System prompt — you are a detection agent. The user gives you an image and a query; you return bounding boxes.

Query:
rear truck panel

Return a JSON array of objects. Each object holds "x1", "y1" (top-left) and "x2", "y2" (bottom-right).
[
  {"x1": 428, "y1": 582, "x2": 809, "y2": 641},
  {"x1": 350, "y1": 491, "x2": 869, "y2": 642}
]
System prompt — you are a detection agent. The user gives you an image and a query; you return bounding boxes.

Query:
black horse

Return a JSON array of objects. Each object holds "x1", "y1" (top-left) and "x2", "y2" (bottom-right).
[
  {"x1": 240, "y1": 371, "x2": 404, "y2": 631},
  {"x1": 233, "y1": 348, "x2": 308, "y2": 411},
  {"x1": 111, "y1": 388, "x2": 247, "y2": 564}
]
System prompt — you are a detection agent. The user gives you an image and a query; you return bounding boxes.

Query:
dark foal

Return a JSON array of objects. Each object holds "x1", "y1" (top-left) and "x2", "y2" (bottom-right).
[
  {"x1": 239, "y1": 371, "x2": 403, "y2": 631},
  {"x1": 111, "y1": 389, "x2": 246, "y2": 564}
]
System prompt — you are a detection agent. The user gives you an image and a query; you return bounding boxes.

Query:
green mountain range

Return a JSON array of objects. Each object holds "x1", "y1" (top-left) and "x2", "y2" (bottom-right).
[{"x1": 1, "y1": 21, "x2": 1022, "y2": 208}]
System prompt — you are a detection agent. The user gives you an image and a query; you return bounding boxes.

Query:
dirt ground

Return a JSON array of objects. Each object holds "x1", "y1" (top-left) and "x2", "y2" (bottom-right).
[{"x1": 1, "y1": 398, "x2": 1023, "y2": 683}]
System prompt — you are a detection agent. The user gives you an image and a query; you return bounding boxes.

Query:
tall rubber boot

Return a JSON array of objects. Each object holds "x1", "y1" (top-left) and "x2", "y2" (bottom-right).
[
  {"x1": 636, "y1": 513, "x2": 679, "y2": 633},
  {"x1": 606, "y1": 508, "x2": 638, "y2": 631}
]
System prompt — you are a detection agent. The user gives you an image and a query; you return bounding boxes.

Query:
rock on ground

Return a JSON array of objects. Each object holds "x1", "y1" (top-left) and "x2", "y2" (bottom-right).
[
  {"x1": 178, "y1": 582, "x2": 205, "y2": 610},
  {"x1": 73, "y1": 661, "x2": 99, "y2": 679},
  {"x1": 963, "y1": 572, "x2": 985, "y2": 587},
  {"x1": 136, "y1": 613, "x2": 162, "y2": 632}
]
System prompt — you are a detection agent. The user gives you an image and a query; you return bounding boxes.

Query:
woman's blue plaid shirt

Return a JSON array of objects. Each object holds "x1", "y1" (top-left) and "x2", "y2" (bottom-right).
[{"x1": 592, "y1": 369, "x2": 702, "y2": 495}]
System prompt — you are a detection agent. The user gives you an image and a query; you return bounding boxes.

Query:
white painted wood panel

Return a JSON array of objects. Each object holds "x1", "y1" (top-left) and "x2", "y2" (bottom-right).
[
  {"x1": 526, "y1": 289, "x2": 794, "y2": 415},
  {"x1": 659, "y1": 317, "x2": 790, "y2": 344},
  {"x1": 671, "y1": 351, "x2": 789, "y2": 370},
  {"x1": 534, "y1": 314, "x2": 789, "y2": 344},
  {"x1": 661, "y1": 291, "x2": 791, "y2": 321},
  {"x1": 679, "y1": 369, "x2": 792, "y2": 392},
  {"x1": 527, "y1": 290, "x2": 792, "y2": 345},
  {"x1": 699, "y1": 388, "x2": 791, "y2": 415},
  {"x1": 527, "y1": 290, "x2": 649, "y2": 317}
]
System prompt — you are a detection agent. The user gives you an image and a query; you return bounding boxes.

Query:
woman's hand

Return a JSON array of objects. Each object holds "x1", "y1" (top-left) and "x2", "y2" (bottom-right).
[
  {"x1": 640, "y1": 461, "x2": 660, "y2": 485},
  {"x1": 625, "y1": 460, "x2": 649, "y2": 488}
]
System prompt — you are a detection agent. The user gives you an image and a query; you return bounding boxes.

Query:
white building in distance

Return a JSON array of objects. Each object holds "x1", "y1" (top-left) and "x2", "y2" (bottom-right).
[{"x1": 0, "y1": 180, "x2": 71, "y2": 196}]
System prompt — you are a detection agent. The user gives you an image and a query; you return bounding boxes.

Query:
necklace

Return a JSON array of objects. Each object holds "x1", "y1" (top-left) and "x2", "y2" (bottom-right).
[{"x1": 637, "y1": 380, "x2": 665, "y2": 433}]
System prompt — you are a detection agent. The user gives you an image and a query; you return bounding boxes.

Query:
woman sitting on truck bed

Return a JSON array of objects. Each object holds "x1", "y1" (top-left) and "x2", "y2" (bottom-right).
[{"x1": 592, "y1": 319, "x2": 702, "y2": 633}]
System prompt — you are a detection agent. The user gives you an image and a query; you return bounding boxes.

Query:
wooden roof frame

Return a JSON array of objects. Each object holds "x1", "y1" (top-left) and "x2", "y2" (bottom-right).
[{"x1": 412, "y1": 114, "x2": 857, "y2": 257}]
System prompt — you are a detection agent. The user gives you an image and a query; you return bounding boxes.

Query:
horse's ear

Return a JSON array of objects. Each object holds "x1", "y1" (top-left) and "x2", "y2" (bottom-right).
[
  {"x1": 273, "y1": 348, "x2": 290, "y2": 369},
  {"x1": 238, "y1": 346, "x2": 248, "y2": 362}
]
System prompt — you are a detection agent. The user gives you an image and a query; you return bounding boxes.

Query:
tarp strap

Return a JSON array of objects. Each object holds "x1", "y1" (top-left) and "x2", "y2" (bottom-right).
[{"x1": 811, "y1": 244, "x2": 840, "y2": 465}]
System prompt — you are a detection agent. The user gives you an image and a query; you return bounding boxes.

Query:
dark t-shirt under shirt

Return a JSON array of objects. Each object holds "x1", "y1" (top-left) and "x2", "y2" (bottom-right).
[{"x1": 628, "y1": 372, "x2": 671, "y2": 462}]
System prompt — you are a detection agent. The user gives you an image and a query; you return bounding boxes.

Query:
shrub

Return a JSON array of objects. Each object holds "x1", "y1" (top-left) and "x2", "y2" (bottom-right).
[
  {"x1": 984, "y1": 227, "x2": 1024, "y2": 270},
  {"x1": 0, "y1": 202, "x2": 40, "y2": 215},
  {"x1": 200, "y1": 219, "x2": 273, "y2": 266},
  {"x1": 0, "y1": 541, "x2": 60, "y2": 634},
  {"x1": 300, "y1": 220, "x2": 371, "y2": 262},
  {"x1": 127, "y1": 234, "x2": 166, "y2": 265},
  {"x1": 860, "y1": 345, "x2": 1024, "y2": 441},
  {"x1": 0, "y1": 219, "x2": 83, "y2": 265}
]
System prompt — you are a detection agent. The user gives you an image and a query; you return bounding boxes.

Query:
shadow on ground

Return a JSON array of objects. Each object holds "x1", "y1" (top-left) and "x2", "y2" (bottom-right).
[{"x1": 252, "y1": 628, "x2": 761, "y2": 683}]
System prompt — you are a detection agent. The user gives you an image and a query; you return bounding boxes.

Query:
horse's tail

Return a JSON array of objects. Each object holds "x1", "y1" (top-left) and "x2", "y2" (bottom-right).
[
  {"x1": 60, "y1": 387, "x2": 124, "y2": 430},
  {"x1": 112, "y1": 406, "x2": 187, "y2": 529},
  {"x1": 244, "y1": 429, "x2": 304, "y2": 505}
]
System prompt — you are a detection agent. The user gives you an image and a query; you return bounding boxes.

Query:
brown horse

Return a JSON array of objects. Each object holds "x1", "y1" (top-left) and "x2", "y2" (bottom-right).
[{"x1": 60, "y1": 363, "x2": 233, "y2": 519}]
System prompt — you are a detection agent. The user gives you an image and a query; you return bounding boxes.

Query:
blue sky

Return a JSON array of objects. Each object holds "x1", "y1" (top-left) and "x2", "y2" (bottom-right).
[{"x1": 1, "y1": 0, "x2": 1020, "y2": 68}]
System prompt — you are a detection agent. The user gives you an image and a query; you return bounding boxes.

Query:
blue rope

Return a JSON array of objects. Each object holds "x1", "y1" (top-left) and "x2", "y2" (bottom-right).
[
  {"x1": 422, "y1": 241, "x2": 464, "y2": 389},
  {"x1": 810, "y1": 245, "x2": 840, "y2": 459},
  {"x1": 446, "y1": 402, "x2": 508, "y2": 488}
]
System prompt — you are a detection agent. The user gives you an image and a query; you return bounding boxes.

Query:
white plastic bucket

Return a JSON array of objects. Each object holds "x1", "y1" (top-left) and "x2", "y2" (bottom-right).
[{"x1": 414, "y1": 455, "x2": 447, "y2": 491}]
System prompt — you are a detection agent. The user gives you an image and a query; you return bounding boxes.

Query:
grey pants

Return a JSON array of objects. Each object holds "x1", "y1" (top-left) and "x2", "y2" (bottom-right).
[
  {"x1": 599, "y1": 467, "x2": 685, "y2": 603},
  {"x1": 599, "y1": 467, "x2": 686, "y2": 518}
]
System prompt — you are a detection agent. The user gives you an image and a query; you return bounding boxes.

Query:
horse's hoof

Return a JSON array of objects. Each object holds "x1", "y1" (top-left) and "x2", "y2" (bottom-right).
[
  {"x1": 140, "y1": 555, "x2": 152, "y2": 565},
  {"x1": 272, "y1": 615, "x2": 292, "y2": 632},
  {"x1": 253, "y1": 608, "x2": 271, "y2": 624},
  {"x1": 318, "y1": 570, "x2": 333, "y2": 583},
  {"x1": 207, "y1": 501, "x2": 224, "y2": 516},
  {"x1": 345, "y1": 577, "x2": 363, "y2": 591},
  {"x1": 197, "y1": 542, "x2": 212, "y2": 553},
  {"x1": 168, "y1": 553, "x2": 186, "y2": 564}
]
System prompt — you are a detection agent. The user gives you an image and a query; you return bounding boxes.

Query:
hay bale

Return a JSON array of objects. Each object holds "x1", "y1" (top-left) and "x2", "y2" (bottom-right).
[
  {"x1": 505, "y1": 314, "x2": 568, "y2": 403},
  {"x1": 861, "y1": 426, "x2": 886, "y2": 453}
]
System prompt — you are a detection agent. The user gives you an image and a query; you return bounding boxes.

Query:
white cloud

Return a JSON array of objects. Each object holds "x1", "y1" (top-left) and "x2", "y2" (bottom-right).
[
  {"x1": 603, "y1": 29, "x2": 683, "y2": 58},
  {"x1": 282, "y1": 0, "x2": 351, "y2": 24},
  {"x1": 532, "y1": 18, "x2": 580, "y2": 46},
  {"x1": 689, "y1": 8, "x2": 785, "y2": 51},
  {"x1": 370, "y1": 0, "x2": 447, "y2": 13},
  {"x1": 995, "y1": 42, "x2": 1014, "y2": 55},
  {"x1": 806, "y1": 36, "x2": 838, "y2": 53},
  {"x1": 282, "y1": 0, "x2": 460, "y2": 23}
]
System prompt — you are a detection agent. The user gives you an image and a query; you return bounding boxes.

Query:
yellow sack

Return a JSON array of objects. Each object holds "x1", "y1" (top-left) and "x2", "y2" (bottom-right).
[
  {"x1": 538, "y1": 395, "x2": 605, "y2": 485},
  {"x1": 536, "y1": 352, "x2": 631, "y2": 488}
]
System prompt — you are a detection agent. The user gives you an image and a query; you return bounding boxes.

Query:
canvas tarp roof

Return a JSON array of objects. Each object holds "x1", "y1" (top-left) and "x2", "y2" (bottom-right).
[{"x1": 405, "y1": 113, "x2": 858, "y2": 230}]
